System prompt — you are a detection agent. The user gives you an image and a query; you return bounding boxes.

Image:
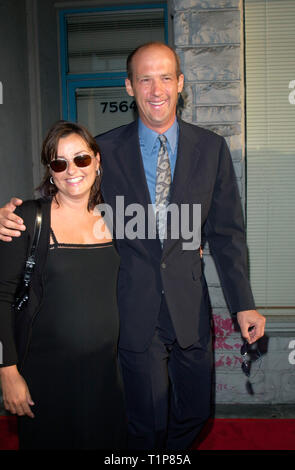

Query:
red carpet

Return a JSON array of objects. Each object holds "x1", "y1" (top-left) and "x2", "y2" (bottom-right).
[
  {"x1": 0, "y1": 416, "x2": 295, "y2": 450},
  {"x1": 193, "y1": 418, "x2": 295, "y2": 450},
  {"x1": 0, "y1": 416, "x2": 18, "y2": 450}
]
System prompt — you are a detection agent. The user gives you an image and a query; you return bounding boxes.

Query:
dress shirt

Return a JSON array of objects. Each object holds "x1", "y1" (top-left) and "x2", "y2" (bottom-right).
[{"x1": 138, "y1": 118, "x2": 179, "y2": 205}]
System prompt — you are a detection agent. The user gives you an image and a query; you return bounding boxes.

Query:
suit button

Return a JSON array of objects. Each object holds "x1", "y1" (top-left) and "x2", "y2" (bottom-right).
[{"x1": 161, "y1": 263, "x2": 166, "y2": 269}]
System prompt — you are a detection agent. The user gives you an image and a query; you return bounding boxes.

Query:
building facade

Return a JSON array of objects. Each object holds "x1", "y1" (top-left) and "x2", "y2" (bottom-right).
[{"x1": 0, "y1": 0, "x2": 294, "y2": 408}]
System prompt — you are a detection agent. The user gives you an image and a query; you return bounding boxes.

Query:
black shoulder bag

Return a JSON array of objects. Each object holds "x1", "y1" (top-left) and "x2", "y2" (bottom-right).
[{"x1": 13, "y1": 201, "x2": 42, "y2": 313}]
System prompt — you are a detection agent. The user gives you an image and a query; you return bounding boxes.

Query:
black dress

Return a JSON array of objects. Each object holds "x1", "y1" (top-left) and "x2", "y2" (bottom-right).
[{"x1": 18, "y1": 231, "x2": 126, "y2": 449}]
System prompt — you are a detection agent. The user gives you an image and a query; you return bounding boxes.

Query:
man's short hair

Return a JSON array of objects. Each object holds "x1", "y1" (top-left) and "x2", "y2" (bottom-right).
[{"x1": 126, "y1": 42, "x2": 182, "y2": 82}]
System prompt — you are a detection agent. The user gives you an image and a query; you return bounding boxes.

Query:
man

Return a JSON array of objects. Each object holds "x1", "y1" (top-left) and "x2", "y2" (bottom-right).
[{"x1": 0, "y1": 42, "x2": 265, "y2": 450}]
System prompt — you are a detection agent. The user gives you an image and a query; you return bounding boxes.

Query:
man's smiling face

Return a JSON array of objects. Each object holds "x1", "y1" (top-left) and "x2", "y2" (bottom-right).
[{"x1": 125, "y1": 44, "x2": 184, "y2": 134}]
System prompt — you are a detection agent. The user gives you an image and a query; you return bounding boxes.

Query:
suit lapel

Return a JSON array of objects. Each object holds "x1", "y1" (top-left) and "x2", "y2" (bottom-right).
[
  {"x1": 162, "y1": 120, "x2": 202, "y2": 256},
  {"x1": 110, "y1": 121, "x2": 162, "y2": 257},
  {"x1": 169, "y1": 120, "x2": 201, "y2": 205},
  {"x1": 114, "y1": 120, "x2": 152, "y2": 208}
]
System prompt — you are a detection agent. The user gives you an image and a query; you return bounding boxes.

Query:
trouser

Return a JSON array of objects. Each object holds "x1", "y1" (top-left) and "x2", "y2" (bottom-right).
[{"x1": 119, "y1": 297, "x2": 212, "y2": 450}]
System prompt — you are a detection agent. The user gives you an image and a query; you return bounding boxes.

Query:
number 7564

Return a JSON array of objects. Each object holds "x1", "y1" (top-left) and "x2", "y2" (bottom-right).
[{"x1": 100, "y1": 101, "x2": 136, "y2": 113}]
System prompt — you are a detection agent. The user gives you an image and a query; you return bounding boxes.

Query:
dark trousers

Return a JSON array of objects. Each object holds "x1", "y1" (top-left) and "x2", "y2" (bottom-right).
[{"x1": 119, "y1": 296, "x2": 212, "y2": 450}]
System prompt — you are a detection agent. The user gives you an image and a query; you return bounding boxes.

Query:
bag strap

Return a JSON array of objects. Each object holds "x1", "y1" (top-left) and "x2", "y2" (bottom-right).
[{"x1": 23, "y1": 201, "x2": 43, "y2": 286}]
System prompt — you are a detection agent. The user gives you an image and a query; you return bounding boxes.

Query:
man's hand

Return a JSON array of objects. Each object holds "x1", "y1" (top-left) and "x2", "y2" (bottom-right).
[
  {"x1": 0, "y1": 198, "x2": 25, "y2": 242},
  {"x1": 237, "y1": 309, "x2": 266, "y2": 344}
]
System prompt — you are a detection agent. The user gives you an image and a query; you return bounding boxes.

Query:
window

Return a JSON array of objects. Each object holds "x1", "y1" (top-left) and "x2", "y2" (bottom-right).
[
  {"x1": 245, "y1": 0, "x2": 295, "y2": 328},
  {"x1": 59, "y1": 4, "x2": 167, "y2": 136}
]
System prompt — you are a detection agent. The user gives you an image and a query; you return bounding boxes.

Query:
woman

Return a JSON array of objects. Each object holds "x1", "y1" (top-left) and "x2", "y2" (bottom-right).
[{"x1": 0, "y1": 121, "x2": 126, "y2": 449}]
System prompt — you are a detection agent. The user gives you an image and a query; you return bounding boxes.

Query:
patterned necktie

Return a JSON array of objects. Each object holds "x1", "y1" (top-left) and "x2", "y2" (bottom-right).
[{"x1": 155, "y1": 134, "x2": 171, "y2": 245}]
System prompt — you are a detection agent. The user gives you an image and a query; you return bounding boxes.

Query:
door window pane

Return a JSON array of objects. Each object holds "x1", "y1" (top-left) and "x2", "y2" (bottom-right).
[
  {"x1": 76, "y1": 87, "x2": 137, "y2": 136},
  {"x1": 67, "y1": 10, "x2": 165, "y2": 74}
]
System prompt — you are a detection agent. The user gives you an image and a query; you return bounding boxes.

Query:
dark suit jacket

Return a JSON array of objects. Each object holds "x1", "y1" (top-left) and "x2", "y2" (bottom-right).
[{"x1": 96, "y1": 119, "x2": 255, "y2": 352}]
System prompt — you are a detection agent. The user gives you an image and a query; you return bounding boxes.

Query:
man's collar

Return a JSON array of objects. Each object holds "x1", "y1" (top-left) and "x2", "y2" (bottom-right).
[{"x1": 138, "y1": 118, "x2": 178, "y2": 153}]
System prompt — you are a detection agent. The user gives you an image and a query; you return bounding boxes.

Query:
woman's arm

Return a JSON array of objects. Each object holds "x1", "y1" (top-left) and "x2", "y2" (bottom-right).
[
  {"x1": 0, "y1": 201, "x2": 38, "y2": 362},
  {"x1": 0, "y1": 203, "x2": 36, "y2": 417},
  {"x1": 0, "y1": 204, "x2": 29, "y2": 365},
  {"x1": 0, "y1": 366, "x2": 35, "y2": 418}
]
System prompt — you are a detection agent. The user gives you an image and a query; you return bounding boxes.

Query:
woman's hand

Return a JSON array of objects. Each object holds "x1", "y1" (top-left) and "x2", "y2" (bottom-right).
[{"x1": 0, "y1": 365, "x2": 35, "y2": 418}]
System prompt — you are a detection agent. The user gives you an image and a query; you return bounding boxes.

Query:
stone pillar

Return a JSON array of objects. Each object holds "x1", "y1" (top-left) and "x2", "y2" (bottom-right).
[{"x1": 173, "y1": 0, "x2": 246, "y2": 403}]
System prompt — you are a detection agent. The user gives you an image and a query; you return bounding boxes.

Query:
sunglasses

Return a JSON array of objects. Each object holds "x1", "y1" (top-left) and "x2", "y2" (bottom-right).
[
  {"x1": 49, "y1": 154, "x2": 96, "y2": 173},
  {"x1": 240, "y1": 340, "x2": 262, "y2": 377}
]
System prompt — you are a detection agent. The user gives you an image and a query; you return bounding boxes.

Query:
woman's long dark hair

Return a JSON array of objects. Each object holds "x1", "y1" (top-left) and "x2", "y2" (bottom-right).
[{"x1": 37, "y1": 120, "x2": 103, "y2": 211}]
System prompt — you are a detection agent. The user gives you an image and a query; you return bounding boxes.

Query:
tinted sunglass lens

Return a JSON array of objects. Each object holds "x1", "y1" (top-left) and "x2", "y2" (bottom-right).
[
  {"x1": 50, "y1": 155, "x2": 92, "y2": 172},
  {"x1": 74, "y1": 155, "x2": 92, "y2": 167},
  {"x1": 50, "y1": 159, "x2": 67, "y2": 172}
]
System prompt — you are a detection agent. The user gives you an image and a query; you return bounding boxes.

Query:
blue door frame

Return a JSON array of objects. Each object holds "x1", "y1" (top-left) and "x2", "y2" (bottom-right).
[{"x1": 59, "y1": 3, "x2": 168, "y2": 121}]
